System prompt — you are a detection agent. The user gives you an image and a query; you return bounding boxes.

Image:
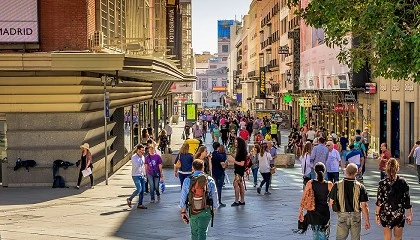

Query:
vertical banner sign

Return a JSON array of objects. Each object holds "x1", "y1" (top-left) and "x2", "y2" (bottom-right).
[
  {"x1": 158, "y1": 105, "x2": 161, "y2": 120},
  {"x1": 166, "y1": 0, "x2": 181, "y2": 60},
  {"x1": 185, "y1": 104, "x2": 197, "y2": 121},
  {"x1": 259, "y1": 67, "x2": 266, "y2": 98}
]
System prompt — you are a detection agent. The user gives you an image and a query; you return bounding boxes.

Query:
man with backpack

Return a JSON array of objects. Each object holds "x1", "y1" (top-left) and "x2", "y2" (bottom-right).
[{"x1": 179, "y1": 159, "x2": 219, "y2": 240}]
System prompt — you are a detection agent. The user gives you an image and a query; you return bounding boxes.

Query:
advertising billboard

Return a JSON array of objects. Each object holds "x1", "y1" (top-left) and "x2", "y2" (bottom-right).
[{"x1": 0, "y1": 0, "x2": 39, "y2": 43}]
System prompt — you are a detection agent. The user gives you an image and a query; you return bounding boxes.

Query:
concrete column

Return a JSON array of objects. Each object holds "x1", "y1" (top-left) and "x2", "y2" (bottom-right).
[
  {"x1": 111, "y1": 107, "x2": 125, "y2": 168},
  {"x1": 153, "y1": 100, "x2": 159, "y2": 139}
]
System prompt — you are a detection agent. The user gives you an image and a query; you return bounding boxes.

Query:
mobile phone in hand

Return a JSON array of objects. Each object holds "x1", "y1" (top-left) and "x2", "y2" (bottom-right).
[{"x1": 183, "y1": 215, "x2": 189, "y2": 224}]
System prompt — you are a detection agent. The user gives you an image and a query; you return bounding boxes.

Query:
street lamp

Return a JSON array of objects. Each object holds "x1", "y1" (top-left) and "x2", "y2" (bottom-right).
[
  {"x1": 100, "y1": 74, "x2": 119, "y2": 185},
  {"x1": 286, "y1": 70, "x2": 292, "y2": 84}
]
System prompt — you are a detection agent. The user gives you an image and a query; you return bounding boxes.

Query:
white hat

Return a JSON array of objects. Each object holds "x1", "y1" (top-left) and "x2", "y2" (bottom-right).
[{"x1": 80, "y1": 143, "x2": 90, "y2": 150}]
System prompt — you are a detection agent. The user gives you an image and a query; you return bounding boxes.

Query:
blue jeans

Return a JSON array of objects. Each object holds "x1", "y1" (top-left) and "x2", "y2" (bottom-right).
[
  {"x1": 147, "y1": 174, "x2": 160, "y2": 201},
  {"x1": 179, "y1": 173, "x2": 191, "y2": 189},
  {"x1": 312, "y1": 224, "x2": 330, "y2": 240},
  {"x1": 259, "y1": 172, "x2": 271, "y2": 193},
  {"x1": 251, "y1": 168, "x2": 259, "y2": 185},
  {"x1": 129, "y1": 176, "x2": 145, "y2": 205},
  {"x1": 214, "y1": 173, "x2": 225, "y2": 203}
]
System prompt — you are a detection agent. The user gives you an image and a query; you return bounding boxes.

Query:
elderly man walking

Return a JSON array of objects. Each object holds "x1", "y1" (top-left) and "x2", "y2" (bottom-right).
[{"x1": 310, "y1": 137, "x2": 329, "y2": 180}]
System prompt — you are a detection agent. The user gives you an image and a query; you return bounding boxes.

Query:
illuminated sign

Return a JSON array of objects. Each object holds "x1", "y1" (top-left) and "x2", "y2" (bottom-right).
[
  {"x1": 0, "y1": 0, "x2": 39, "y2": 43},
  {"x1": 259, "y1": 67, "x2": 266, "y2": 98},
  {"x1": 185, "y1": 104, "x2": 197, "y2": 121}
]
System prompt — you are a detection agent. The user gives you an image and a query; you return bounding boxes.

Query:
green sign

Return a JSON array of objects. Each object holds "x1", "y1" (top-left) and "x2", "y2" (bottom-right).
[
  {"x1": 158, "y1": 105, "x2": 161, "y2": 120},
  {"x1": 283, "y1": 94, "x2": 292, "y2": 103},
  {"x1": 186, "y1": 104, "x2": 197, "y2": 121},
  {"x1": 187, "y1": 99, "x2": 192, "y2": 104}
]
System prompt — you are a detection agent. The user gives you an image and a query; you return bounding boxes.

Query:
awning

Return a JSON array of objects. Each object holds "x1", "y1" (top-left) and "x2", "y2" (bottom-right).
[{"x1": 212, "y1": 86, "x2": 227, "y2": 92}]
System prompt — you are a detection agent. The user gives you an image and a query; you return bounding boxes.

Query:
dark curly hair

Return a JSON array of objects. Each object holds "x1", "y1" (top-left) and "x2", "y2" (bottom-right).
[{"x1": 235, "y1": 137, "x2": 248, "y2": 161}]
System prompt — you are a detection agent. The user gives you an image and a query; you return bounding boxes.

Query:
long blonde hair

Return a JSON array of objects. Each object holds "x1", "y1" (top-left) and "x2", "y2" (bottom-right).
[
  {"x1": 194, "y1": 146, "x2": 207, "y2": 159},
  {"x1": 179, "y1": 143, "x2": 190, "y2": 154}
]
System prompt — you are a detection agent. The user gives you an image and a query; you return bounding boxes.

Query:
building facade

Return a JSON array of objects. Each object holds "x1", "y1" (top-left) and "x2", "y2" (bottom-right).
[{"x1": 0, "y1": 0, "x2": 194, "y2": 186}]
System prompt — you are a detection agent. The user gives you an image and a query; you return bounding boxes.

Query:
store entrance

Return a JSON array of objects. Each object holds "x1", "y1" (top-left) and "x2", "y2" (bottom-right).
[
  {"x1": 379, "y1": 101, "x2": 387, "y2": 146},
  {"x1": 391, "y1": 102, "x2": 400, "y2": 158}
]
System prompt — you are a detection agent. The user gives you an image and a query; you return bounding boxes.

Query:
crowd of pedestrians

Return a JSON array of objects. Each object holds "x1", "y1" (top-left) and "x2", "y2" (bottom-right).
[{"x1": 120, "y1": 108, "x2": 416, "y2": 240}]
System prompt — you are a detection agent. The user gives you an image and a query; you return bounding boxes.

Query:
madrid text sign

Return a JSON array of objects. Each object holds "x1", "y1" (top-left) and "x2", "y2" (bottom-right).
[{"x1": 0, "y1": 0, "x2": 39, "y2": 43}]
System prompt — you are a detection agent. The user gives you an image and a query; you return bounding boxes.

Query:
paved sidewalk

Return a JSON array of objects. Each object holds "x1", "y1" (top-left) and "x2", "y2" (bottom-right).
[{"x1": 1, "y1": 121, "x2": 420, "y2": 239}]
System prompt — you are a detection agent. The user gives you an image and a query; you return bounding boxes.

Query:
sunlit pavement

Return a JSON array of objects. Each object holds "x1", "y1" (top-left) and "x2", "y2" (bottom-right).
[{"x1": 0, "y1": 121, "x2": 419, "y2": 239}]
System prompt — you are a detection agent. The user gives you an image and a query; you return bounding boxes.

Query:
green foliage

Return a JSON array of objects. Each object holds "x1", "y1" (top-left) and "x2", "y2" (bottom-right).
[{"x1": 288, "y1": 0, "x2": 420, "y2": 82}]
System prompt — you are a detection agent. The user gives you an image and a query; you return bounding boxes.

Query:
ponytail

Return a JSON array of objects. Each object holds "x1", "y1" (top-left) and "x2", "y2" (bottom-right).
[
  {"x1": 314, "y1": 162, "x2": 326, "y2": 182},
  {"x1": 316, "y1": 170, "x2": 324, "y2": 182}
]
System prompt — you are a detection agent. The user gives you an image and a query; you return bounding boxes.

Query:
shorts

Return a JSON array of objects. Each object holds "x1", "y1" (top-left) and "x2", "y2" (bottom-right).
[{"x1": 234, "y1": 174, "x2": 243, "y2": 183}]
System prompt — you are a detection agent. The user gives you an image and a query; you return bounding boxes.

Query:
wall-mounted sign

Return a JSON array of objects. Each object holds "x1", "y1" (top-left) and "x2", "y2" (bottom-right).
[
  {"x1": 312, "y1": 105, "x2": 322, "y2": 111},
  {"x1": 0, "y1": 0, "x2": 39, "y2": 43},
  {"x1": 166, "y1": 0, "x2": 181, "y2": 60},
  {"x1": 278, "y1": 45, "x2": 289, "y2": 55},
  {"x1": 391, "y1": 84, "x2": 400, "y2": 91},
  {"x1": 259, "y1": 67, "x2": 266, "y2": 98},
  {"x1": 334, "y1": 104, "x2": 345, "y2": 113},
  {"x1": 365, "y1": 82, "x2": 377, "y2": 94},
  {"x1": 405, "y1": 83, "x2": 414, "y2": 91},
  {"x1": 343, "y1": 92, "x2": 357, "y2": 102}
]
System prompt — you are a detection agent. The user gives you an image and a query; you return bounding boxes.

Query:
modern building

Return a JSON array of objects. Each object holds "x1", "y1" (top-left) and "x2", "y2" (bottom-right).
[{"x1": 0, "y1": 0, "x2": 194, "y2": 186}]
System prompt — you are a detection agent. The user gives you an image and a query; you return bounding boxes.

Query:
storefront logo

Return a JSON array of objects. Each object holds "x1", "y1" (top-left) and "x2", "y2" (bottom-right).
[{"x1": 0, "y1": 0, "x2": 39, "y2": 43}]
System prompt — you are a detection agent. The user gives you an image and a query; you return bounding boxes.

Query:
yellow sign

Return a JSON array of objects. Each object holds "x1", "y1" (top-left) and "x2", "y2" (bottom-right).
[
  {"x1": 260, "y1": 70, "x2": 265, "y2": 92},
  {"x1": 186, "y1": 104, "x2": 197, "y2": 121}
]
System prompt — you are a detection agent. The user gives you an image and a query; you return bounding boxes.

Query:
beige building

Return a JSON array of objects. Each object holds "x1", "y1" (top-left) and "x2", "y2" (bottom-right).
[{"x1": 0, "y1": 0, "x2": 194, "y2": 187}]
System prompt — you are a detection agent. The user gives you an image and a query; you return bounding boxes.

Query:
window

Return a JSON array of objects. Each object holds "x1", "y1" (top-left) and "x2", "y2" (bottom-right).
[
  {"x1": 210, "y1": 65, "x2": 217, "y2": 69},
  {"x1": 222, "y1": 57, "x2": 228, "y2": 61},
  {"x1": 202, "y1": 98, "x2": 207, "y2": 102},
  {"x1": 222, "y1": 81, "x2": 227, "y2": 87},
  {"x1": 212, "y1": 99, "x2": 217, "y2": 102},
  {"x1": 202, "y1": 81, "x2": 207, "y2": 90},
  {"x1": 212, "y1": 81, "x2": 217, "y2": 87},
  {"x1": 222, "y1": 45, "x2": 229, "y2": 52}
]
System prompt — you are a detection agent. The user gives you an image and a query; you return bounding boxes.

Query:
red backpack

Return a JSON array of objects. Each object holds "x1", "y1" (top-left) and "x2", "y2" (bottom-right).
[{"x1": 188, "y1": 174, "x2": 209, "y2": 215}]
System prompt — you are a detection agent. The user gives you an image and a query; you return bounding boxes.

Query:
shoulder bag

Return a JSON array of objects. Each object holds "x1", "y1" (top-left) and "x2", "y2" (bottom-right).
[
  {"x1": 175, "y1": 153, "x2": 182, "y2": 169},
  {"x1": 300, "y1": 180, "x2": 315, "y2": 211}
]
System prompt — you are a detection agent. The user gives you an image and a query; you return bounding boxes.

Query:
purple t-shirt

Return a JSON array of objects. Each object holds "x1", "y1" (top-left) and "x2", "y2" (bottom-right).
[{"x1": 145, "y1": 154, "x2": 163, "y2": 175}]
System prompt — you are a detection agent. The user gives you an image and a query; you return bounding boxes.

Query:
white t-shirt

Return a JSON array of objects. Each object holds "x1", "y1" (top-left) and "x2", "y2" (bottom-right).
[
  {"x1": 301, "y1": 153, "x2": 312, "y2": 176},
  {"x1": 258, "y1": 152, "x2": 272, "y2": 173},
  {"x1": 306, "y1": 130, "x2": 316, "y2": 140}
]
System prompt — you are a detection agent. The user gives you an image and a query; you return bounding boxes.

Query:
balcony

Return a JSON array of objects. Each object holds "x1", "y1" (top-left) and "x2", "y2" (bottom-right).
[
  {"x1": 268, "y1": 59, "x2": 279, "y2": 70},
  {"x1": 247, "y1": 70, "x2": 257, "y2": 78},
  {"x1": 260, "y1": 37, "x2": 272, "y2": 50}
]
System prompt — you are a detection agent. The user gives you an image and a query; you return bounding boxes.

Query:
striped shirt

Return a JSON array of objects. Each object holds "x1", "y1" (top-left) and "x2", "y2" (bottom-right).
[{"x1": 179, "y1": 171, "x2": 219, "y2": 209}]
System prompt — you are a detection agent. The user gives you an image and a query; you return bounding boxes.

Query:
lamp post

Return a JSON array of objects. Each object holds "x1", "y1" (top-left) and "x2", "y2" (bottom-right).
[{"x1": 101, "y1": 75, "x2": 118, "y2": 185}]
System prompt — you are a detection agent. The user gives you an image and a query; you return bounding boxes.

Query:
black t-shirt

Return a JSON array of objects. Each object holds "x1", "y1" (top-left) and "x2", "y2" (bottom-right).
[
  {"x1": 328, "y1": 178, "x2": 369, "y2": 212},
  {"x1": 234, "y1": 157, "x2": 245, "y2": 176}
]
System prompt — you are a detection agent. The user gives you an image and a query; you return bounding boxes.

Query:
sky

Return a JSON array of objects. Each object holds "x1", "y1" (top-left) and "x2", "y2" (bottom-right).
[{"x1": 192, "y1": 0, "x2": 253, "y2": 54}]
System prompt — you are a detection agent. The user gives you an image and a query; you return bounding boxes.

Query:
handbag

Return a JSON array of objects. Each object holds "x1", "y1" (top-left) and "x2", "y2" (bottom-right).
[
  {"x1": 175, "y1": 153, "x2": 181, "y2": 169},
  {"x1": 300, "y1": 180, "x2": 315, "y2": 211}
]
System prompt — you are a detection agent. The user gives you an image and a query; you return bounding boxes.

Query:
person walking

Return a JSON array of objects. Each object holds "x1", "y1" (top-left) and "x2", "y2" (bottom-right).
[
  {"x1": 412, "y1": 140, "x2": 420, "y2": 184},
  {"x1": 157, "y1": 129, "x2": 169, "y2": 154},
  {"x1": 344, "y1": 144, "x2": 365, "y2": 180},
  {"x1": 375, "y1": 158, "x2": 413, "y2": 240},
  {"x1": 301, "y1": 141, "x2": 313, "y2": 187},
  {"x1": 126, "y1": 145, "x2": 147, "y2": 209},
  {"x1": 164, "y1": 121, "x2": 173, "y2": 145},
  {"x1": 256, "y1": 144, "x2": 273, "y2": 195},
  {"x1": 145, "y1": 145, "x2": 163, "y2": 203},
  {"x1": 174, "y1": 143, "x2": 194, "y2": 187},
  {"x1": 179, "y1": 159, "x2": 219, "y2": 240},
  {"x1": 328, "y1": 163, "x2": 370, "y2": 240},
  {"x1": 326, "y1": 141, "x2": 341, "y2": 183},
  {"x1": 250, "y1": 146, "x2": 259, "y2": 187},
  {"x1": 378, "y1": 143, "x2": 392, "y2": 180},
  {"x1": 76, "y1": 143, "x2": 94, "y2": 189},
  {"x1": 298, "y1": 162, "x2": 333, "y2": 239},
  {"x1": 211, "y1": 142, "x2": 227, "y2": 207},
  {"x1": 310, "y1": 137, "x2": 329, "y2": 180},
  {"x1": 231, "y1": 137, "x2": 247, "y2": 206}
]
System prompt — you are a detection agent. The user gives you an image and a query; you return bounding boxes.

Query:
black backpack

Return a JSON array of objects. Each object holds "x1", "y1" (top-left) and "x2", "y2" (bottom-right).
[{"x1": 52, "y1": 175, "x2": 66, "y2": 188}]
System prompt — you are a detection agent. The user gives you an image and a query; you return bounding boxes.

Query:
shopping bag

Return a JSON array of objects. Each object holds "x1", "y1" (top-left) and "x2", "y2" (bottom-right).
[{"x1": 82, "y1": 167, "x2": 92, "y2": 177}]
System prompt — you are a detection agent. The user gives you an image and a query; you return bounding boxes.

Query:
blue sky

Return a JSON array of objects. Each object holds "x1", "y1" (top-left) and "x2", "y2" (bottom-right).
[{"x1": 192, "y1": 0, "x2": 252, "y2": 54}]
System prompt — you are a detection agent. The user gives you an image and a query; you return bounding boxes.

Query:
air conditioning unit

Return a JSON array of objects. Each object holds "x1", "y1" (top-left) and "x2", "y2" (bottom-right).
[{"x1": 89, "y1": 31, "x2": 104, "y2": 49}]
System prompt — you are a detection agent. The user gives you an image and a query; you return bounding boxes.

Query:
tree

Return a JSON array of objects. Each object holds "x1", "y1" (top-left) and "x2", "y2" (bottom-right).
[{"x1": 288, "y1": 0, "x2": 420, "y2": 82}]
